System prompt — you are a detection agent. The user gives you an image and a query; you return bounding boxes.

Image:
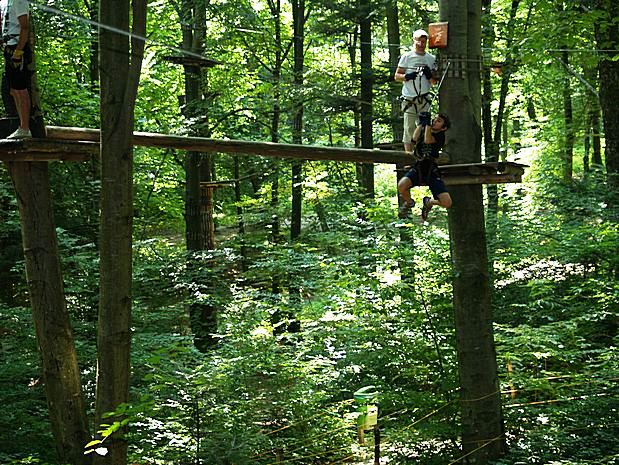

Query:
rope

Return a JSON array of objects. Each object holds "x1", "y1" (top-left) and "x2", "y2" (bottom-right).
[
  {"x1": 265, "y1": 443, "x2": 354, "y2": 465},
  {"x1": 263, "y1": 399, "x2": 354, "y2": 436},
  {"x1": 447, "y1": 434, "x2": 504, "y2": 464},
  {"x1": 403, "y1": 400, "x2": 455, "y2": 431},
  {"x1": 327, "y1": 453, "x2": 356, "y2": 464},
  {"x1": 460, "y1": 389, "x2": 501, "y2": 403},
  {"x1": 504, "y1": 392, "x2": 615, "y2": 408},
  {"x1": 251, "y1": 414, "x2": 356, "y2": 460}
]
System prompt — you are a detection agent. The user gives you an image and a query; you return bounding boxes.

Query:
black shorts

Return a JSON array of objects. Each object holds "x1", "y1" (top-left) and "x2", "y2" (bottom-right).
[
  {"x1": 404, "y1": 161, "x2": 448, "y2": 199},
  {"x1": 4, "y1": 44, "x2": 32, "y2": 91}
]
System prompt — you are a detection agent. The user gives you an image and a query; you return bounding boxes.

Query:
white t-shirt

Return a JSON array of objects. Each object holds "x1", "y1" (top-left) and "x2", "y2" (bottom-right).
[
  {"x1": 0, "y1": 0, "x2": 29, "y2": 46},
  {"x1": 398, "y1": 50, "x2": 436, "y2": 98}
]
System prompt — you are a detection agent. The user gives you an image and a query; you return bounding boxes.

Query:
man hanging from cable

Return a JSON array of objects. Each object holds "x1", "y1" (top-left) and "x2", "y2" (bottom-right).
[
  {"x1": 397, "y1": 111, "x2": 452, "y2": 221},
  {"x1": 394, "y1": 29, "x2": 437, "y2": 154},
  {"x1": 0, "y1": 0, "x2": 31, "y2": 139}
]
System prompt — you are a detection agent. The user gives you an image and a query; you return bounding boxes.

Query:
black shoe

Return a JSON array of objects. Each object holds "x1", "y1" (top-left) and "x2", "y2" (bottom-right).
[
  {"x1": 421, "y1": 197, "x2": 432, "y2": 221},
  {"x1": 398, "y1": 200, "x2": 415, "y2": 219}
]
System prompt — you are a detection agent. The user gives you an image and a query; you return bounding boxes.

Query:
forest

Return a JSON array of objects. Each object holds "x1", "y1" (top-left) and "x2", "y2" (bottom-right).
[{"x1": 0, "y1": 0, "x2": 617, "y2": 464}]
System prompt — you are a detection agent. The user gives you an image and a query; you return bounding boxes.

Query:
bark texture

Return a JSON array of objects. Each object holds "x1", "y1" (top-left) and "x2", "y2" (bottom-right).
[
  {"x1": 95, "y1": 0, "x2": 145, "y2": 463},
  {"x1": 440, "y1": 0, "x2": 506, "y2": 461},
  {"x1": 290, "y1": 0, "x2": 305, "y2": 240},
  {"x1": 357, "y1": 0, "x2": 374, "y2": 197},
  {"x1": 8, "y1": 161, "x2": 91, "y2": 465},
  {"x1": 595, "y1": 0, "x2": 619, "y2": 190}
]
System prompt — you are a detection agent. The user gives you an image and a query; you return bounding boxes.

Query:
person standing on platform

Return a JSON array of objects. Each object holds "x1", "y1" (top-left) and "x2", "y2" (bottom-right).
[
  {"x1": 394, "y1": 29, "x2": 437, "y2": 154},
  {"x1": 0, "y1": 0, "x2": 31, "y2": 139}
]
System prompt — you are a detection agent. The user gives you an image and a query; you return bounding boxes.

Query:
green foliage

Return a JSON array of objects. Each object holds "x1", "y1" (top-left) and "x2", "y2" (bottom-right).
[
  {"x1": 0, "y1": 306, "x2": 56, "y2": 463},
  {"x1": 1, "y1": 0, "x2": 618, "y2": 463}
]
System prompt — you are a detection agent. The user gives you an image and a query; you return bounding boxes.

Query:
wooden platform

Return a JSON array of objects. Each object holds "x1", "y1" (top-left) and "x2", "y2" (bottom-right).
[
  {"x1": 436, "y1": 162, "x2": 525, "y2": 186},
  {"x1": 0, "y1": 138, "x2": 98, "y2": 162},
  {"x1": 0, "y1": 127, "x2": 527, "y2": 185}
]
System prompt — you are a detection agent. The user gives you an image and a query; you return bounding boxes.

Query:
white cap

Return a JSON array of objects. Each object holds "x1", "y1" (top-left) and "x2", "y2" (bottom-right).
[{"x1": 413, "y1": 29, "x2": 429, "y2": 39}]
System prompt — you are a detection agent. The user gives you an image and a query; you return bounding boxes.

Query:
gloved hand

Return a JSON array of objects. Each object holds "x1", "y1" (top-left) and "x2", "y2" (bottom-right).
[
  {"x1": 11, "y1": 49, "x2": 24, "y2": 70},
  {"x1": 422, "y1": 65, "x2": 433, "y2": 80},
  {"x1": 404, "y1": 70, "x2": 418, "y2": 81},
  {"x1": 418, "y1": 111, "x2": 431, "y2": 126}
]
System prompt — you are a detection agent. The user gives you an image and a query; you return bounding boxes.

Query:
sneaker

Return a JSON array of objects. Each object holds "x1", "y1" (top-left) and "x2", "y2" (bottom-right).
[
  {"x1": 421, "y1": 196, "x2": 432, "y2": 221},
  {"x1": 7, "y1": 128, "x2": 32, "y2": 139},
  {"x1": 398, "y1": 200, "x2": 415, "y2": 219}
]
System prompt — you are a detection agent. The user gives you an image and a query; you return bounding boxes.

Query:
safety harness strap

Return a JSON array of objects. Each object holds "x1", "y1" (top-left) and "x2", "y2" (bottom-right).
[{"x1": 401, "y1": 92, "x2": 433, "y2": 114}]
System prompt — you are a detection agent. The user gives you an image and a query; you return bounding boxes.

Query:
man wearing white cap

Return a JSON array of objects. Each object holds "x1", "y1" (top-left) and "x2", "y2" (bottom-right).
[{"x1": 394, "y1": 29, "x2": 437, "y2": 153}]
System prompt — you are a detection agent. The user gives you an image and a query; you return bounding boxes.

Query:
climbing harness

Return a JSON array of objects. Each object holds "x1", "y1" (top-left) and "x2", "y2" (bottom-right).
[
  {"x1": 400, "y1": 61, "x2": 451, "y2": 114},
  {"x1": 400, "y1": 93, "x2": 434, "y2": 114},
  {"x1": 405, "y1": 61, "x2": 451, "y2": 184}
]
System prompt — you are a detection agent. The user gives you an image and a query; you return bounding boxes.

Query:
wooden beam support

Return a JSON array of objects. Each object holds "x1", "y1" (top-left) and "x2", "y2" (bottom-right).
[{"x1": 45, "y1": 126, "x2": 413, "y2": 164}]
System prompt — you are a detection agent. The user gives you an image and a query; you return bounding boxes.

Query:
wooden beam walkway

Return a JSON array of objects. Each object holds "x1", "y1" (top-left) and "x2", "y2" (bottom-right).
[{"x1": 0, "y1": 126, "x2": 527, "y2": 185}]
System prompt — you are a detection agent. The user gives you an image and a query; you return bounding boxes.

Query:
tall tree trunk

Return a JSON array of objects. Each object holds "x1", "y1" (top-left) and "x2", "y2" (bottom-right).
[
  {"x1": 348, "y1": 31, "x2": 361, "y2": 149},
  {"x1": 584, "y1": 131, "x2": 590, "y2": 174},
  {"x1": 181, "y1": 0, "x2": 207, "y2": 251},
  {"x1": 357, "y1": 0, "x2": 374, "y2": 197},
  {"x1": 233, "y1": 155, "x2": 248, "y2": 270},
  {"x1": 95, "y1": 0, "x2": 145, "y2": 463},
  {"x1": 386, "y1": 0, "x2": 405, "y2": 218},
  {"x1": 386, "y1": 0, "x2": 414, "y2": 282},
  {"x1": 590, "y1": 96, "x2": 602, "y2": 167},
  {"x1": 385, "y1": 0, "x2": 401, "y2": 145},
  {"x1": 440, "y1": 0, "x2": 506, "y2": 462},
  {"x1": 267, "y1": 0, "x2": 288, "y2": 328},
  {"x1": 7, "y1": 162, "x2": 90, "y2": 465},
  {"x1": 84, "y1": 0, "x2": 99, "y2": 90},
  {"x1": 481, "y1": 0, "x2": 499, "y2": 272},
  {"x1": 178, "y1": 0, "x2": 217, "y2": 351},
  {"x1": 185, "y1": 151, "x2": 201, "y2": 250},
  {"x1": 582, "y1": 64, "x2": 601, "y2": 173},
  {"x1": 3, "y1": 27, "x2": 90, "y2": 465},
  {"x1": 483, "y1": 0, "x2": 519, "y2": 282},
  {"x1": 594, "y1": 0, "x2": 619, "y2": 189},
  {"x1": 287, "y1": 0, "x2": 306, "y2": 329},
  {"x1": 291, "y1": 162, "x2": 302, "y2": 239},
  {"x1": 269, "y1": 0, "x2": 282, "y2": 248},
  {"x1": 290, "y1": 0, "x2": 305, "y2": 240}
]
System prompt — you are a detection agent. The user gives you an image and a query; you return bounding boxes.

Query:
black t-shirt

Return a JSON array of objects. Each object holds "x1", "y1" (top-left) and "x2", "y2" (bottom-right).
[{"x1": 415, "y1": 130, "x2": 445, "y2": 160}]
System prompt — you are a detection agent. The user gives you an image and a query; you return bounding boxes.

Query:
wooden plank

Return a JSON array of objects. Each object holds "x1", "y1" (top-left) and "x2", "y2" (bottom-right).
[
  {"x1": 444, "y1": 174, "x2": 522, "y2": 186},
  {"x1": 44, "y1": 127, "x2": 530, "y2": 177},
  {"x1": 45, "y1": 126, "x2": 414, "y2": 165},
  {"x1": 0, "y1": 138, "x2": 99, "y2": 151},
  {"x1": 0, "y1": 138, "x2": 98, "y2": 162},
  {"x1": 0, "y1": 152, "x2": 90, "y2": 162}
]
